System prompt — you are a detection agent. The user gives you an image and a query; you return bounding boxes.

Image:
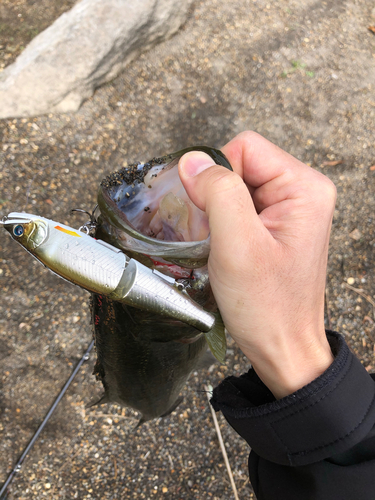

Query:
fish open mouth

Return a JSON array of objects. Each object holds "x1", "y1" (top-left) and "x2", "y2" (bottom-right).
[
  {"x1": 102, "y1": 155, "x2": 209, "y2": 242},
  {"x1": 97, "y1": 147, "x2": 232, "y2": 267}
]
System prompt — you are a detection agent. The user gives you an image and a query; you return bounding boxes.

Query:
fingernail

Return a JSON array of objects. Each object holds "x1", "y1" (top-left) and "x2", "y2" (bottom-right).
[{"x1": 179, "y1": 151, "x2": 214, "y2": 177}]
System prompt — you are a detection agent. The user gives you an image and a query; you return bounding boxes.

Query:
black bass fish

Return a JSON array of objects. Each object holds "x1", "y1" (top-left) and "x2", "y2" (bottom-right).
[
  {"x1": 92, "y1": 146, "x2": 232, "y2": 424},
  {"x1": 0, "y1": 147, "x2": 232, "y2": 425}
]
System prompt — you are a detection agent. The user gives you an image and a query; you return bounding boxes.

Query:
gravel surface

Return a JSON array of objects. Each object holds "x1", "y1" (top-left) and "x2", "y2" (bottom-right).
[{"x1": 0, "y1": 0, "x2": 375, "y2": 498}]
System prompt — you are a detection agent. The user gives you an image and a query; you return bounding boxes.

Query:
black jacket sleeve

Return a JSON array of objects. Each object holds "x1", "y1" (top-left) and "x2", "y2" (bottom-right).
[{"x1": 211, "y1": 331, "x2": 375, "y2": 500}]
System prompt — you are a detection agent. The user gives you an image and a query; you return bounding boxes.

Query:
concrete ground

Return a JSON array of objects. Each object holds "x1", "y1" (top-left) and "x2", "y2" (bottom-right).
[{"x1": 0, "y1": 0, "x2": 375, "y2": 498}]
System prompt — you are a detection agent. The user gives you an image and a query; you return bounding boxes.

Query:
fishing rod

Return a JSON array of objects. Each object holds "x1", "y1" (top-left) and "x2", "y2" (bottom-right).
[{"x1": 0, "y1": 339, "x2": 95, "y2": 500}]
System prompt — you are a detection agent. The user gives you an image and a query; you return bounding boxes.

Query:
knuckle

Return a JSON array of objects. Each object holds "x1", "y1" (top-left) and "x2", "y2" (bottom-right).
[
  {"x1": 314, "y1": 175, "x2": 337, "y2": 208},
  {"x1": 236, "y1": 130, "x2": 260, "y2": 143},
  {"x1": 324, "y1": 178, "x2": 337, "y2": 203}
]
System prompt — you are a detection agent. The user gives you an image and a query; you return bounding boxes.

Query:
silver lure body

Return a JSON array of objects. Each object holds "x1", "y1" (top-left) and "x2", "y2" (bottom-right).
[{"x1": 1, "y1": 212, "x2": 215, "y2": 332}]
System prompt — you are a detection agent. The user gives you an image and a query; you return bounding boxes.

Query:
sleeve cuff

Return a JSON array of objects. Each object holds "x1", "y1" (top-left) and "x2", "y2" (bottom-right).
[{"x1": 211, "y1": 331, "x2": 375, "y2": 466}]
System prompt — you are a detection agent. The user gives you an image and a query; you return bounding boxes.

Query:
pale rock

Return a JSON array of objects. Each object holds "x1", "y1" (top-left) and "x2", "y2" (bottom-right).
[
  {"x1": 349, "y1": 228, "x2": 362, "y2": 241},
  {"x1": 0, "y1": 0, "x2": 193, "y2": 118}
]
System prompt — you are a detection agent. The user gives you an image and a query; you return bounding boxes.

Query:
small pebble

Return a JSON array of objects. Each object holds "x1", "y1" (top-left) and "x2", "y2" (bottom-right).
[{"x1": 349, "y1": 228, "x2": 361, "y2": 241}]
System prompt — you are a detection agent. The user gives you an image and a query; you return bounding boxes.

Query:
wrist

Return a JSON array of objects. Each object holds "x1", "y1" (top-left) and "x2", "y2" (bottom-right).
[{"x1": 240, "y1": 330, "x2": 334, "y2": 399}]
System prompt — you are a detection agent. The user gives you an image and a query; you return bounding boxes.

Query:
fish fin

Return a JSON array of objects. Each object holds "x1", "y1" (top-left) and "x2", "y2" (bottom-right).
[
  {"x1": 204, "y1": 312, "x2": 226, "y2": 363},
  {"x1": 86, "y1": 393, "x2": 109, "y2": 409},
  {"x1": 133, "y1": 416, "x2": 147, "y2": 430},
  {"x1": 160, "y1": 396, "x2": 184, "y2": 418},
  {"x1": 135, "y1": 396, "x2": 184, "y2": 430},
  {"x1": 195, "y1": 349, "x2": 217, "y2": 370}
]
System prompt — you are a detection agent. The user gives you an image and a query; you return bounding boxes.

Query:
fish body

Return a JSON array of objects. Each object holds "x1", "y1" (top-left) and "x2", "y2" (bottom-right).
[
  {"x1": 91, "y1": 293, "x2": 209, "y2": 423},
  {"x1": 93, "y1": 146, "x2": 231, "y2": 422}
]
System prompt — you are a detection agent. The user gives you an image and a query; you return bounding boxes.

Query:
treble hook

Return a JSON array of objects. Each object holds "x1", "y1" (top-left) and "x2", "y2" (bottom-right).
[{"x1": 70, "y1": 205, "x2": 99, "y2": 234}]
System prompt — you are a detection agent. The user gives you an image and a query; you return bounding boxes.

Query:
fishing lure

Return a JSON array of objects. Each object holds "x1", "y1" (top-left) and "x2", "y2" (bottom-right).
[{"x1": 0, "y1": 212, "x2": 223, "y2": 348}]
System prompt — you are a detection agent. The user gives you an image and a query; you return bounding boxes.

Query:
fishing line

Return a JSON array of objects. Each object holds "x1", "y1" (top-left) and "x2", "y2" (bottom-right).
[{"x1": 0, "y1": 339, "x2": 95, "y2": 500}]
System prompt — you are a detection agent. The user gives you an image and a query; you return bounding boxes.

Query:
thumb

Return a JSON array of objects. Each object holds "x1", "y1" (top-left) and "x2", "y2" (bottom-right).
[{"x1": 178, "y1": 151, "x2": 265, "y2": 263}]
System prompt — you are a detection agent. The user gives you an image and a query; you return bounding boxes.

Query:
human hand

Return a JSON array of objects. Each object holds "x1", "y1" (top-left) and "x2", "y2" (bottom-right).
[{"x1": 178, "y1": 131, "x2": 336, "y2": 399}]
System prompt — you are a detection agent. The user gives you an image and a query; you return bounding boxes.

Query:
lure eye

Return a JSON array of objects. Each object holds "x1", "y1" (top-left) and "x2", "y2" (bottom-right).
[{"x1": 13, "y1": 224, "x2": 24, "y2": 237}]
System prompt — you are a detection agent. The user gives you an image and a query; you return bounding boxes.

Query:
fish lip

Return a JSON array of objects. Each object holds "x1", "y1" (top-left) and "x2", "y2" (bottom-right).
[{"x1": 97, "y1": 185, "x2": 211, "y2": 261}]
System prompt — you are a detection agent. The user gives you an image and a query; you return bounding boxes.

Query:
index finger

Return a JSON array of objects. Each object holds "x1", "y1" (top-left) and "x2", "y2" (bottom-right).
[{"x1": 221, "y1": 131, "x2": 310, "y2": 189}]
